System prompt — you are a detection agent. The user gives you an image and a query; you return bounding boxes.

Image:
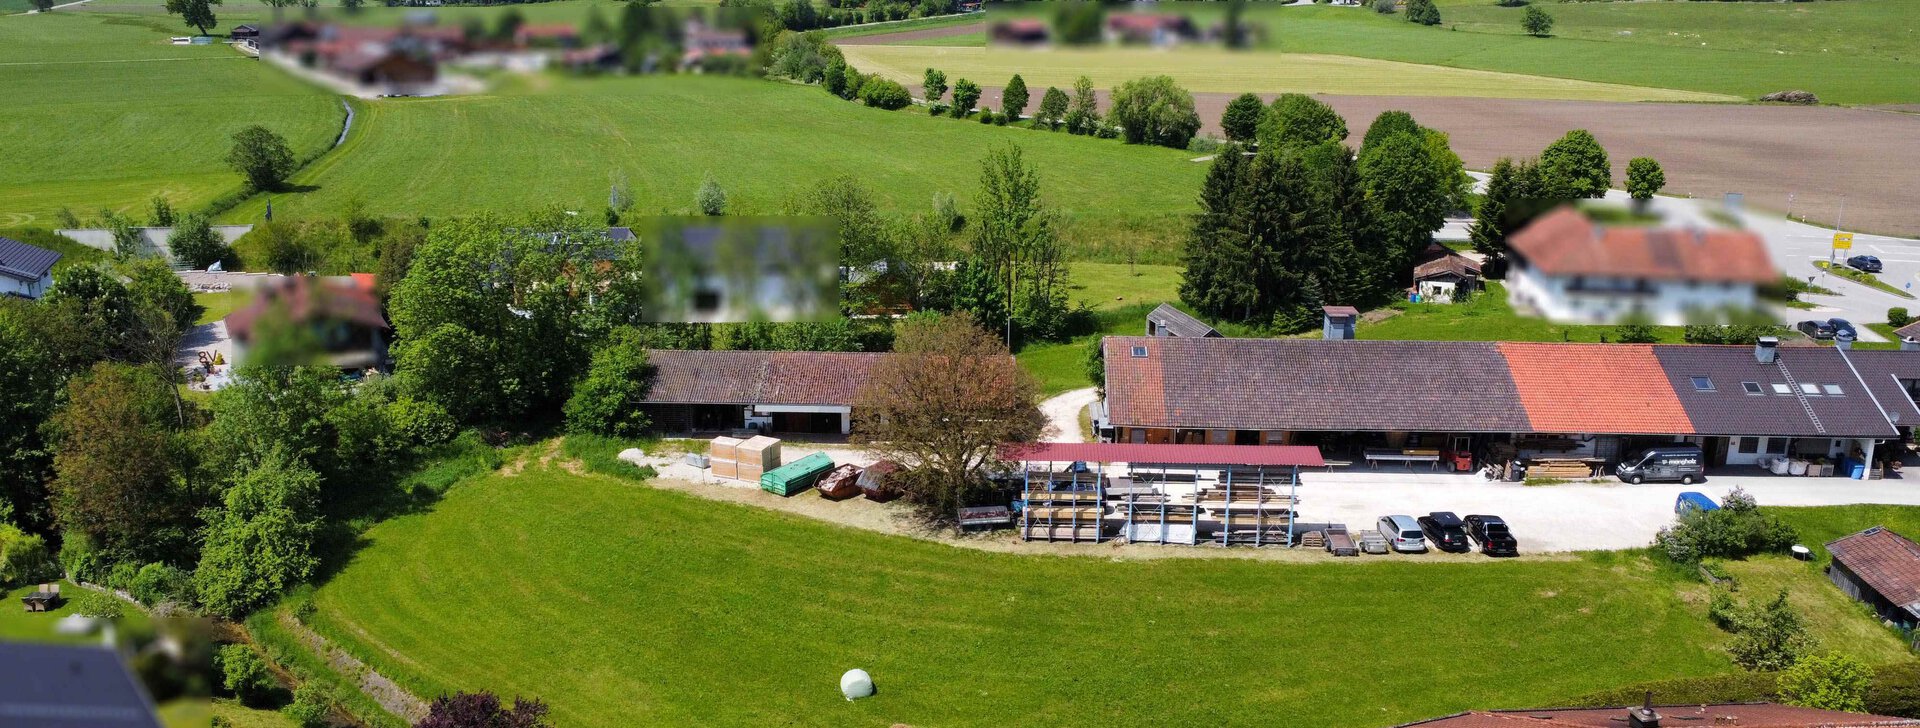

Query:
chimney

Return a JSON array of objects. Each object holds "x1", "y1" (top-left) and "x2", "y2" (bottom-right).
[
  {"x1": 1322, "y1": 306, "x2": 1358, "y2": 341},
  {"x1": 1754, "y1": 336, "x2": 1778, "y2": 364},
  {"x1": 1904, "y1": 336, "x2": 1920, "y2": 352},
  {"x1": 1627, "y1": 692, "x2": 1661, "y2": 728}
]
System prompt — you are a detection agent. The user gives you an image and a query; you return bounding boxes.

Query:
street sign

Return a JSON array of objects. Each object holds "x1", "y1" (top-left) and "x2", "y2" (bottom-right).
[{"x1": 1834, "y1": 232, "x2": 1854, "y2": 250}]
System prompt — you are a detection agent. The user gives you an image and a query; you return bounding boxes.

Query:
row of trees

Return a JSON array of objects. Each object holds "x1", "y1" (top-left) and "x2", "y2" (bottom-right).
[
  {"x1": 1180, "y1": 98, "x2": 1470, "y2": 331},
  {"x1": 1470, "y1": 129, "x2": 1666, "y2": 270}
]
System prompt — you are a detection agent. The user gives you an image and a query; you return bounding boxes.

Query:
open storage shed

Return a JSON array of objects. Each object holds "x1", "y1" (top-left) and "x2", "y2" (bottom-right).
[{"x1": 998, "y1": 443, "x2": 1324, "y2": 547}]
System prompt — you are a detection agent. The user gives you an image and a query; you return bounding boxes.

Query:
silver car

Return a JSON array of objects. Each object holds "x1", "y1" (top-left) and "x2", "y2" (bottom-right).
[{"x1": 1377, "y1": 515, "x2": 1428, "y2": 553}]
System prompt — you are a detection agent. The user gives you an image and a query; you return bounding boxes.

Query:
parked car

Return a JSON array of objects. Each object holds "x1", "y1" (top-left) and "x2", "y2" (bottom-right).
[
  {"x1": 1797, "y1": 320, "x2": 1836, "y2": 340},
  {"x1": 1848, "y1": 255, "x2": 1884, "y2": 273},
  {"x1": 1463, "y1": 514, "x2": 1519, "y2": 557},
  {"x1": 1616, "y1": 445, "x2": 1705, "y2": 485},
  {"x1": 1829, "y1": 318, "x2": 1858, "y2": 341},
  {"x1": 1377, "y1": 515, "x2": 1427, "y2": 553},
  {"x1": 1417, "y1": 512, "x2": 1472, "y2": 553},
  {"x1": 1675, "y1": 491, "x2": 1720, "y2": 514}
]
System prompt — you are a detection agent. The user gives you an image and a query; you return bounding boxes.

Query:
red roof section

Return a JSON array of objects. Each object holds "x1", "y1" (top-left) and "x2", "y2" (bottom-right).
[
  {"x1": 1400, "y1": 703, "x2": 1920, "y2": 728},
  {"x1": 1498, "y1": 342, "x2": 1694, "y2": 435},
  {"x1": 1829, "y1": 526, "x2": 1920, "y2": 611},
  {"x1": 224, "y1": 275, "x2": 387, "y2": 342},
  {"x1": 999, "y1": 442, "x2": 1324, "y2": 467},
  {"x1": 1509, "y1": 207, "x2": 1778, "y2": 284}
]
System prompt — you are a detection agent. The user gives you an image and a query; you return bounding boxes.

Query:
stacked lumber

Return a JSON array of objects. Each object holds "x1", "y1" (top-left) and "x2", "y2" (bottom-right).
[
  {"x1": 709, "y1": 435, "x2": 742, "y2": 479},
  {"x1": 1299, "y1": 531, "x2": 1326, "y2": 548},
  {"x1": 1528, "y1": 459, "x2": 1595, "y2": 478}
]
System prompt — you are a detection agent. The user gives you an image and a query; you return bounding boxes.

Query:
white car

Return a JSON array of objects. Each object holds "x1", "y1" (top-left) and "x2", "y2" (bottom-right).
[{"x1": 1377, "y1": 515, "x2": 1428, "y2": 553}]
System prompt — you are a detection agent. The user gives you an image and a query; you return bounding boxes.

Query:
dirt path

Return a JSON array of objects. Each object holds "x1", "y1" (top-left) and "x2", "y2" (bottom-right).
[
  {"x1": 279, "y1": 611, "x2": 430, "y2": 724},
  {"x1": 1040, "y1": 387, "x2": 1099, "y2": 443}
]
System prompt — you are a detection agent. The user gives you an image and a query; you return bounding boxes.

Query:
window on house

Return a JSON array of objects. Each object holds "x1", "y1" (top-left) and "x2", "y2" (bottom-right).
[
  {"x1": 1742, "y1": 381, "x2": 1764, "y2": 395},
  {"x1": 1823, "y1": 383, "x2": 1844, "y2": 395},
  {"x1": 1765, "y1": 438, "x2": 1788, "y2": 455},
  {"x1": 1690, "y1": 376, "x2": 1715, "y2": 392},
  {"x1": 1801, "y1": 383, "x2": 1821, "y2": 395},
  {"x1": 1772, "y1": 383, "x2": 1792, "y2": 394},
  {"x1": 1130, "y1": 346, "x2": 1148, "y2": 358},
  {"x1": 1738, "y1": 437, "x2": 1760, "y2": 454}
]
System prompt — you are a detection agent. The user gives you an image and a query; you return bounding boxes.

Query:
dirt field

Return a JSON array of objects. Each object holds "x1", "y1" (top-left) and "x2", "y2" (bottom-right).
[
  {"x1": 930, "y1": 81, "x2": 1920, "y2": 236},
  {"x1": 834, "y1": 22, "x2": 982, "y2": 46}
]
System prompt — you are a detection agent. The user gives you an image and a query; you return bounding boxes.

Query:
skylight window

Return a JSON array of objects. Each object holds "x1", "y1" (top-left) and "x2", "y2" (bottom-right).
[
  {"x1": 1772, "y1": 383, "x2": 1792, "y2": 394},
  {"x1": 1801, "y1": 383, "x2": 1821, "y2": 395},
  {"x1": 1130, "y1": 346, "x2": 1148, "y2": 358},
  {"x1": 1823, "y1": 383, "x2": 1844, "y2": 395},
  {"x1": 1689, "y1": 376, "x2": 1714, "y2": 392},
  {"x1": 1742, "y1": 381, "x2": 1763, "y2": 395}
]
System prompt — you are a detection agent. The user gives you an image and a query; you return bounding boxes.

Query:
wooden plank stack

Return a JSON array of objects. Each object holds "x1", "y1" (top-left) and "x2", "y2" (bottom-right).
[
  {"x1": 1527, "y1": 459, "x2": 1596, "y2": 479},
  {"x1": 736, "y1": 436, "x2": 781, "y2": 482},
  {"x1": 709, "y1": 435, "x2": 742, "y2": 479}
]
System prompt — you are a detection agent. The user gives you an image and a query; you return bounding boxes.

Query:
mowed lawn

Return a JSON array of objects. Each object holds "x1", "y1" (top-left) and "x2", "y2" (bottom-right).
[
  {"x1": 840, "y1": 46, "x2": 1734, "y2": 102},
  {"x1": 306, "y1": 466, "x2": 1752, "y2": 728},
  {"x1": 218, "y1": 75, "x2": 1206, "y2": 250},
  {"x1": 0, "y1": 13, "x2": 342, "y2": 225}
]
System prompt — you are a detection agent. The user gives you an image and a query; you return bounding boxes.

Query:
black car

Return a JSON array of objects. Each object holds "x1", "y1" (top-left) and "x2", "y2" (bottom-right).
[
  {"x1": 1828, "y1": 318, "x2": 1859, "y2": 341},
  {"x1": 1417, "y1": 512, "x2": 1472, "y2": 553},
  {"x1": 1797, "y1": 320, "x2": 1836, "y2": 340},
  {"x1": 1464, "y1": 514, "x2": 1519, "y2": 557},
  {"x1": 1848, "y1": 255, "x2": 1884, "y2": 274}
]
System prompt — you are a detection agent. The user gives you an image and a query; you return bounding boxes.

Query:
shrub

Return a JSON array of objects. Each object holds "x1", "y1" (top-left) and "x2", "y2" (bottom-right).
[
  {"x1": 72, "y1": 590, "x2": 125, "y2": 620},
  {"x1": 927, "y1": 103, "x2": 945, "y2": 116},
  {"x1": 1708, "y1": 586, "x2": 1741, "y2": 630},
  {"x1": 1187, "y1": 136, "x2": 1222, "y2": 155},
  {"x1": 129, "y1": 562, "x2": 193, "y2": 605},
  {"x1": 282, "y1": 682, "x2": 332, "y2": 728},
  {"x1": 218, "y1": 644, "x2": 278, "y2": 707},
  {"x1": 0, "y1": 526, "x2": 57, "y2": 587},
  {"x1": 696, "y1": 174, "x2": 727, "y2": 216},
  {"x1": 388, "y1": 396, "x2": 456, "y2": 447},
  {"x1": 1614, "y1": 322, "x2": 1658, "y2": 344},
  {"x1": 1890, "y1": 307, "x2": 1911, "y2": 328},
  {"x1": 992, "y1": 111, "x2": 1008, "y2": 126},
  {"x1": 168, "y1": 213, "x2": 228, "y2": 270},
  {"x1": 564, "y1": 332, "x2": 656, "y2": 438},
  {"x1": 1404, "y1": 0, "x2": 1440, "y2": 26},
  {"x1": 859, "y1": 78, "x2": 911, "y2": 110},
  {"x1": 1728, "y1": 590, "x2": 1813, "y2": 671},
  {"x1": 1372, "y1": 0, "x2": 1395, "y2": 13},
  {"x1": 1780, "y1": 653, "x2": 1872, "y2": 712},
  {"x1": 417, "y1": 691, "x2": 553, "y2": 728},
  {"x1": 1523, "y1": 5, "x2": 1553, "y2": 36},
  {"x1": 226, "y1": 125, "x2": 296, "y2": 191},
  {"x1": 1108, "y1": 75, "x2": 1202, "y2": 149},
  {"x1": 950, "y1": 78, "x2": 981, "y2": 118},
  {"x1": 1655, "y1": 487, "x2": 1798, "y2": 564},
  {"x1": 58, "y1": 534, "x2": 101, "y2": 583},
  {"x1": 1095, "y1": 124, "x2": 1119, "y2": 140},
  {"x1": 1220, "y1": 92, "x2": 1264, "y2": 143},
  {"x1": 978, "y1": 110, "x2": 996, "y2": 124},
  {"x1": 107, "y1": 560, "x2": 140, "y2": 591},
  {"x1": 1495, "y1": 0, "x2": 1527, "y2": 5}
]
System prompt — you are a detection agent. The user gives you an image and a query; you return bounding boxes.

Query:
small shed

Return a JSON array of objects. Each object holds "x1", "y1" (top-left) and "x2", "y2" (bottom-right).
[
  {"x1": 1145, "y1": 303, "x2": 1220, "y2": 338},
  {"x1": 761, "y1": 452, "x2": 834, "y2": 497},
  {"x1": 1411, "y1": 250, "x2": 1482, "y2": 304},
  {"x1": 231, "y1": 24, "x2": 261, "y2": 40},
  {"x1": 1827, "y1": 526, "x2": 1920, "y2": 628}
]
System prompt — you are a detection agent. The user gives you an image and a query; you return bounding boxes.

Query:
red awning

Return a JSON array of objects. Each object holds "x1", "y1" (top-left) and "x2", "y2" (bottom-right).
[{"x1": 998, "y1": 442, "x2": 1325, "y2": 468}]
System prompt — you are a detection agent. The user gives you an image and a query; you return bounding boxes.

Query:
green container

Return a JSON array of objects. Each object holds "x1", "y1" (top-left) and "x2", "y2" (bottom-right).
[{"x1": 761, "y1": 452, "x2": 835, "y2": 497}]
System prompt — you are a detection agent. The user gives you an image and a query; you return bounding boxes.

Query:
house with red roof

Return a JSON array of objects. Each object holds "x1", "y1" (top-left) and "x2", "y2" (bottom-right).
[
  {"x1": 224, "y1": 275, "x2": 389, "y2": 372},
  {"x1": 1505, "y1": 207, "x2": 1778, "y2": 325}
]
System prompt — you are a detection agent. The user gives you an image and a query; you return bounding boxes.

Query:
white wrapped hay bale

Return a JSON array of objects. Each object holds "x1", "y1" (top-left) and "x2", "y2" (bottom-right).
[
  {"x1": 840, "y1": 669, "x2": 874, "y2": 701},
  {"x1": 617, "y1": 448, "x2": 647, "y2": 467}
]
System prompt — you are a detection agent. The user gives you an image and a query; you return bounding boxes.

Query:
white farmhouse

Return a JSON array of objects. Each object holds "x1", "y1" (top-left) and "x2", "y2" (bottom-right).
[
  {"x1": 1504, "y1": 207, "x2": 1777, "y2": 325},
  {"x1": 0, "y1": 236, "x2": 61, "y2": 300}
]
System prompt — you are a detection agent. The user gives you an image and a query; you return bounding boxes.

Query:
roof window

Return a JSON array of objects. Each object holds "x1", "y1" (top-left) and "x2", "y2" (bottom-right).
[
  {"x1": 1130, "y1": 346, "x2": 1148, "y2": 358},
  {"x1": 1800, "y1": 383, "x2": 1821, "y2": 395},
  {"x1": 1771, "y1": 383, "x2": 1792, "y2": 394},
  {"x1": 1689, "y1": 376, "x2": 1714, "y2": 392},
  {"x1": 1823, "y1": 383, "x2": 1844, "y2": 395},
  {"x1": 1741, "y1": 381, "x2": 1763, "y2": 395}
]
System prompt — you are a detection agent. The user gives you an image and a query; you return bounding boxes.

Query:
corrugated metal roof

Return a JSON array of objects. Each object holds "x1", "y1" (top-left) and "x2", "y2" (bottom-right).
[
  {"x1": 1145, "y1": 303, "x2": 1220, "y2": 338},
  {"x1": 999, "y1": 442, "x2": 1324, "y2": 467},
  {"x1": 0, "y1": 643, "x2": 162, "y2": 728},
  {"x1": 0, "y1": 236, "x2": 61, "y2": 283}
]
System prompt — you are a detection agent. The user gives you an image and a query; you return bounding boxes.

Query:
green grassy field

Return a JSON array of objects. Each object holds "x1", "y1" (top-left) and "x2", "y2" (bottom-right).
[
  {"x1": 888, "y1": 1, "x2": 1920, "y2": 104},
  {"x1": 215, "y1": 75, "x2": 1205, "y2": 255},
  {"x1": 1015, "y1": 263, "x2": 1176, "y2": 395},
  {"x1": 840, "y1": 45, "x2": 1734, "y2": 102},
  {"x1": 1358, "y1": 282, "x2": 1687, "y2": 343},
  {"x1": 287, "y1": 462, "x2": 1918, "y2": 728},
  {"x1": 822, "y1": 11, "x2": 980, "y2": 40},
  {"x1": 0, "y1": 12, "x2": 342, "y2": 226},
  {"x1": 194, "y1": 289, "x2": 251, "y2": 325},
  {"x1": 0, "y1": 580, "x2": 152, "y2": 644}
]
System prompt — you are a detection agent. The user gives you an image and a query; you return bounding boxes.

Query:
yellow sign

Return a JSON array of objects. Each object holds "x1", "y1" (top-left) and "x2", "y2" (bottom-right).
[{"x1": 1834, "y1": 232, "x2": 1854, "y2": 250}]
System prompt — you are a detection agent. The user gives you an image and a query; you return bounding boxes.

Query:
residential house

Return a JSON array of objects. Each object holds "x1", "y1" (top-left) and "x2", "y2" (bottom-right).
[
  {"x1": 1145, "y1": 303, "x2": 1220, "y2": 338},
  {"x1": 1103, "y1": 12, "x2": 1197, "y2": 46},
  {"x1": 0, "y1": 643, "x2": 163, "y2": 728},
  {"x1": 1827, "y1": 526, "x2": 1920, "y2": 629},
  {"x1": 682, "y1": 18, "x2": 751, "y2": 70},
  {"x1": 989, "y1": 18, "x2": 1050, "y2": 46},
  {"x1": 639, "y1": 349, "x2": 891, "y2": 434},
  {"x1": 0, "y1": 236, "x2": 60, "y2": 300},
  {"x1": 1411, "y1": 244, "x2": 1481, "y2": 304},
  {"x1": 1505, "y1": 207, "x2": 1777, "y2": 325},
  {"x1": 223, "y1": 275, "x2": 390, "y2": 372},
  {"x1": 1100, "y1": 313, "x2": 1920, "y2": 473},
  {"x1": 1395, "y1": 701, "x2": 1920, "y2": 728}
]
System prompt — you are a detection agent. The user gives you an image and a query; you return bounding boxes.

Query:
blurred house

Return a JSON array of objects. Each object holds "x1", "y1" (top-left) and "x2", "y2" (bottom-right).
[
  {"x1": 682, "y1": 18, "x2": 751, "y2": 70},
  {"x1": 989, "y1": 18, "x2": 1050, "y2": 46},
  {"x1": 0, "y1": 235, "x2": 60, "y2": 300},
  {"x1": 1104, "y1": 12, "x2": 1196, "y2": 46},
  {"x1": 0, "y1": 643, "x2": 162, "y2": 728},
  {"x1": 261, "y1": 22, "x2": 461, "y2": 95},
  {"x1": 1504, "y1": 207, "x2": 1777, "y2": 325},
  {"x1": 224, "y1": 275, "x2": 390, "y2": 372}
]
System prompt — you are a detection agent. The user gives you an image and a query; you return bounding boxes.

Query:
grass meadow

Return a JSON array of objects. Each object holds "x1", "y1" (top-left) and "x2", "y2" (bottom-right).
[
  {"x1": 214, "y1": 74, "x2": 1207, "y2": 256},
  {"x1": 0, "y1": 13, "x2": 341, "y2": 226},
  {"x1": 282, "y1": 461, "x2": 1917, "y2": 728}
]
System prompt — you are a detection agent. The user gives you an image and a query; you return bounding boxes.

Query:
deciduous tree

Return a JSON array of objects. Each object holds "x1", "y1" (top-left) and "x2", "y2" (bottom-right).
[
  {"x1": 168, "y1": 212, "x2": 228, "y2": 269},
  {"x1": 1064, "y1": 75, "x2": 1099, "y2": 135},
  {"x1": 1780, "y1": 653, "x2": 1871, "y2": 712},
  {"x1": 49, "y1": 363, "x2": 192, "y2": 563},
  {"x1": 922, "y1": 67, "x2": 947, "y2": 105},
  {"x1": 1626, "y1": 156, "x2": 1666, "y2": 211},
  {"x1": 226, "y1": 125, "x2": 295, "y2": 191},
  {"x1": 1257, "y1": 93, "x2": 1347, "y2": 151},
  {"x1": 1035, "y1": 86, "x2": 1068, "y2": 129},
  {"x1": 1404, "y1": 0, "x2": 1441, "y2": 26},
  {"x1": 194, "y1": 447, "x2": 321, "y2": 617},
  {"x1": 563, "y1": 330, "x2": 656, "y2": 438},
  {"x1": 1539, "y1": 129, "x2": 1611, "y2": 198},
  {"x1": 950, "y1": 78, "x2": 981, "y2": 117},
  {"x1": 164, "y1": 0, "x2": 219, "y2": 34},
  {"x1": 1522, "y1": 5, "x2": 1553, "y2": 36},
  {"x1": 1108, "y1": 75, "x2": 1202, "y2": 149}
]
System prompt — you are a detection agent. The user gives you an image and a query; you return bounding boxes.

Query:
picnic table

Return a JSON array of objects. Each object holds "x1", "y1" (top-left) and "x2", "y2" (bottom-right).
[
  {"x1": 20, "y1": 583, "x2": 60, "y2": 612},
  {"x1": 1364, "y1": 448, "x2": 1442, "y2": 470}
]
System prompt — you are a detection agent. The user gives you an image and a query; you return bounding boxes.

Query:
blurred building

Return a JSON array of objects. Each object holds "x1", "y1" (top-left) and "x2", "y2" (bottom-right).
[
  {"x1": 0, "y1": 643, "x2": 163, "y2": 728},
  {"x1": 223, "y1": 274, "x2": 390, "y2": 372},
  {"x1": 1504, "y1": 207, "x2": 1777, "y2": 325}
]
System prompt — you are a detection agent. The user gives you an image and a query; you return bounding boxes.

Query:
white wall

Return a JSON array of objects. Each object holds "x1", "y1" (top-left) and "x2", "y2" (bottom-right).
[
  {"x1": 1, "y1": 273, "x2": 52, "y2": 299},
  {"x1": 1506, "y1": 261, "x2": 1758, "y2": 325}
]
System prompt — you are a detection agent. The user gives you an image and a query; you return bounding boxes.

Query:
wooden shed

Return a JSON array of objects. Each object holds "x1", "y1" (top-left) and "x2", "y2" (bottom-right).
[{"x1": 1827, "y1": 526, "x2": 1920, "y2": 629}]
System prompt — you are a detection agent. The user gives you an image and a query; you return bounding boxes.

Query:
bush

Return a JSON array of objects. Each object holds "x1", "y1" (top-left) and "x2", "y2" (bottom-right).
[
  {"x1": 282, "y1": 682, "x2": 332, "y2": 728},
  {"x1": 1108, "y1": 75, "x2": 1202, "y2": 149},
  {"x1": 1780, "y1": 653, "x2": 1872, "y2": 712},
  {"x1": 107, "y1": 560, "x2": 140, "y2": 591},
  {"x1": 564, "y1": 332, "x2": 656, "y2": 438},
  {"x1": 387, "y1": 396, "x2": 456, "y2": 447},
  {"x1": 218, "y1": 644, "x2": 278, "y2": 707},
  {"x1": 978, "y1": 111, "x2": 996, "y2": 124},
  {"x1": 1523, "y1": 5, "x2": 1554, "y2": 36},
  {"x1": 950, "y1": 78, "x2": 981, "y2": 118},
  {"x1": 1372, "y1": 0, "x2": 1395, "y2": 13},
  {"x1": 1708, "y1": 586, "x2": 1741, "y2": 630},
  {"x1": 1404, "y1": 0, "x2": 1440, "y2": 25},
  {"x1": 72, "y1": 590, "x2": 125, "y2": 620},
  {"x1": 168, "y1": 213, "x2": 228, "y2": 270},
  {"x1": 58, "y1": 534, "x2": 101, "y2": 583},
  {"x1": 1614, "y1": 322, "x2": 1658, "y2": 344},
  {"x1": 1890, "y1": 307, "x2": 1911, "y2": 328},
  {"x1": 696, "y1": 174, "x2": 727, "y2": 216},
  {"x1": 1656, "y1": 487, "x2": 1799, "y2": 564},
  {"x1": 992, "y1": 112, "x2": 1008, "y2": 126},
  {"x1": 1187, "y1": 136, "x2": 1222, "y2": 155},
  {"x1": 0, "y1": 526, "x2": 57, "y2": 587},
  {"x1": 1094, "y1": 124, "x2": 1119, "y2": 140},
  {"x1": 129, "y1": 562, "x2": 193, "y2": 606},
  {"x1": 1727, "y1": 590, "x2": 1813, "y2": 671},
  {"x1": 927, "y1": 103, "x2": 945, "y2": 116},
  {"x1": 859, "y1": 78, "x2": 911, "y2": 110}
]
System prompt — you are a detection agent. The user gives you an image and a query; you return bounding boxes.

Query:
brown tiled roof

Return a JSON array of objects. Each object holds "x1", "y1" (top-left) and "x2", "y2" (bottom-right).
[
  {"x1": 1895, "y1": 321, "x2": 1920, "y2": 341},
  {"x1": 1509, "y1": 207, "x2": 1777, "y2": 284},
  {"x1": 1829, "y1": 526, "x2": 1920, "y2": 618},
  {"x1": 1398, "y1": 703, "x2": 1920, "y2": 728},
  {"x1": 1413, "y1": 254, "x2": 1480, "y2": 281},
  {"x1": 1840, "y1": 349, "x2": 1920, "y2": 430},
  {"x1": 224, "y1": 275, "x2": 386, "y2": 342},
  {"x1": 642, "y1": 349, "x2": 889, "y2": 406},
  {"x1": 1499, "y1": 343, "x2": 1694, "y2": 435}
]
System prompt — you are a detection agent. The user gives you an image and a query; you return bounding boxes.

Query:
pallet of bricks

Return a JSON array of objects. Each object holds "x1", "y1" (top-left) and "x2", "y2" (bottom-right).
[{"x1": 709, "y1": 436, "x2": 742, "y2": 479}]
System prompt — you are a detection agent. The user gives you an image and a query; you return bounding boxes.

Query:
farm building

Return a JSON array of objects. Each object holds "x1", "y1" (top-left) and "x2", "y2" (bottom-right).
[
  {"x1": 0, "y1": 643, "x2": 163, "y2": 728},
  {"x1": 1411, "y1": 244, "x2": 1481, "y2": 304},
  {"x1": 0, "y1": 236, "x2": 60, "y2": 300},
  {"x1": 1504, "y1": 207, "x2": 1777, "y2": 325},
  {"x1": 1396, "y1": 701, "x2": 1920, "y2": 727},
  {"x1": 639, "y1": 349, "x2": 889, "y2": 434},
  {"x1": 1101, "y1": 315, "x2": 1920, "y2": 476},
  {"x1": 1826, "y1": 526, "x2": 1920, "y2": 629},
  {"x1": 1145, "y1": 303, "x2": 1220, "y2": 338}
]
